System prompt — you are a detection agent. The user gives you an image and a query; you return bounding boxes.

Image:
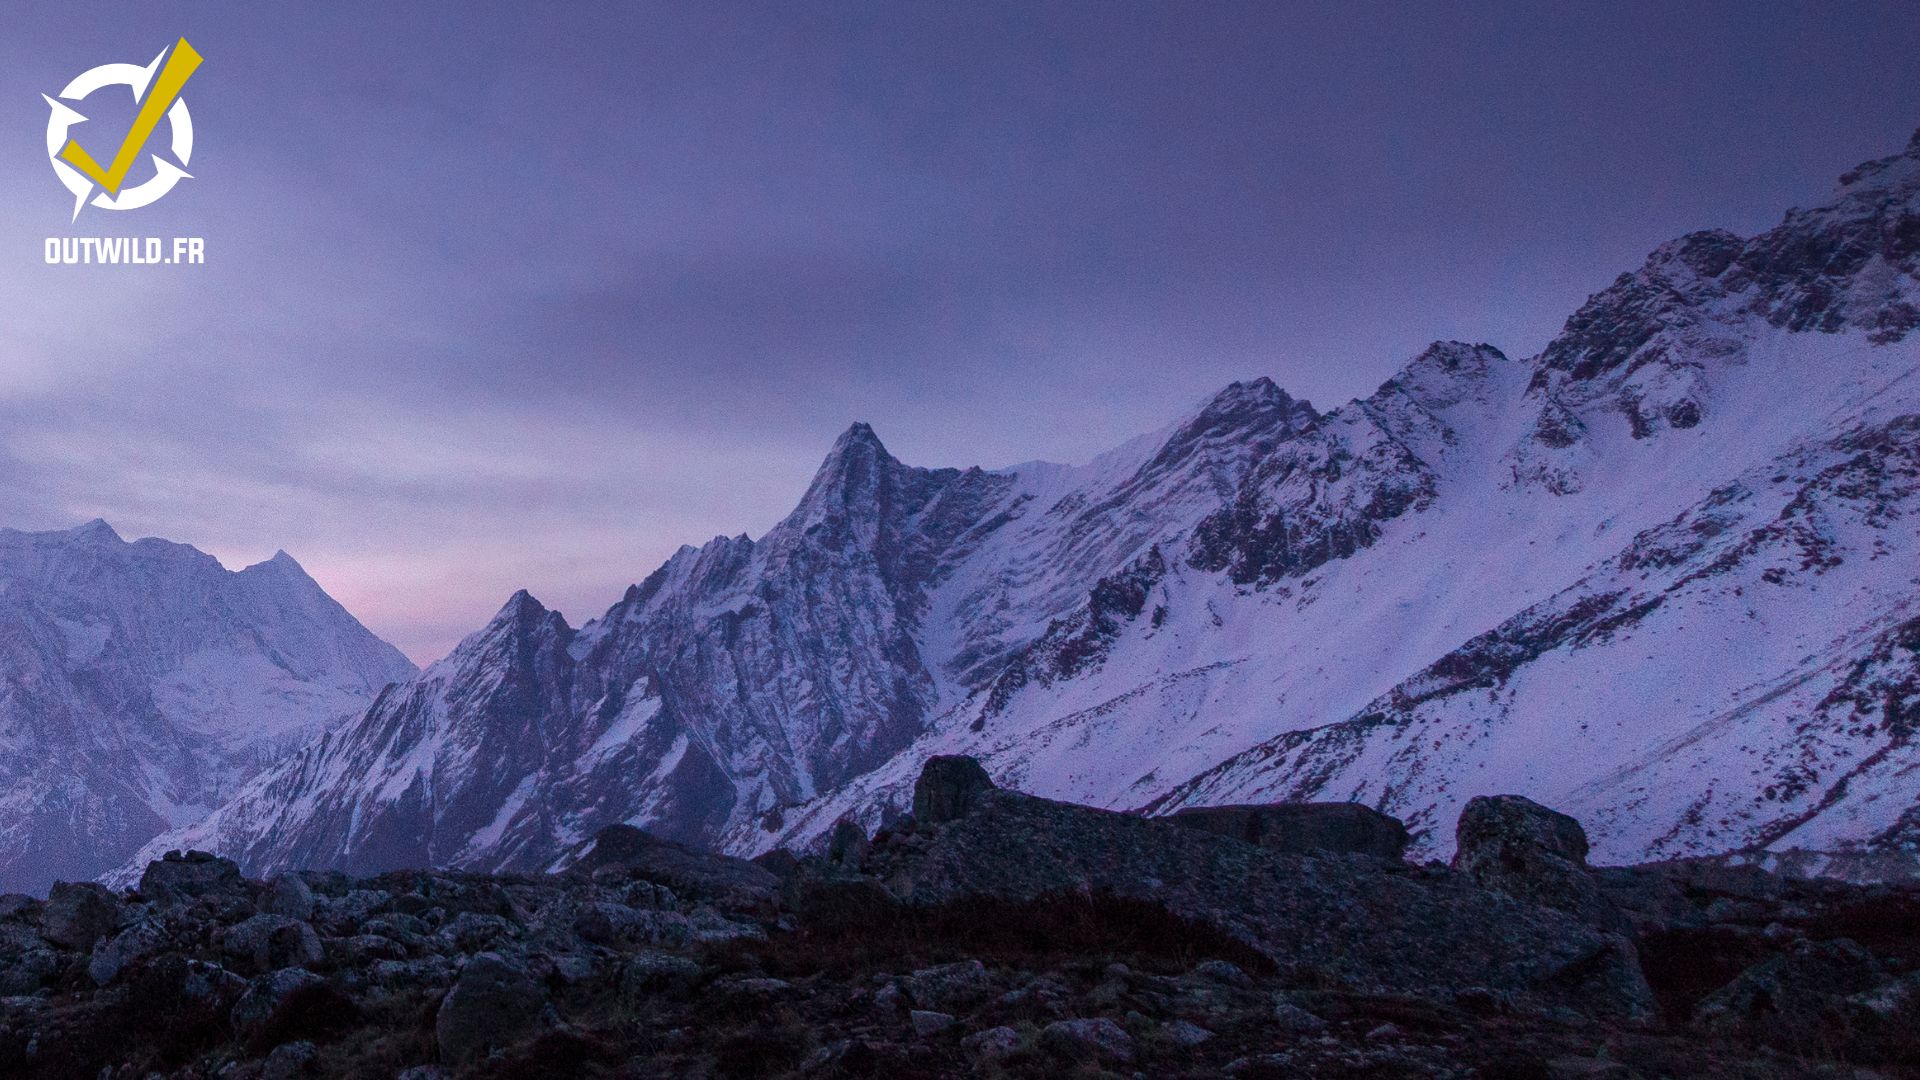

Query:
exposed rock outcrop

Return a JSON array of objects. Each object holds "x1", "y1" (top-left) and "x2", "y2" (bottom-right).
[{"x1": 1165, "y1": 802, "x2": 1410, "y2": 860}]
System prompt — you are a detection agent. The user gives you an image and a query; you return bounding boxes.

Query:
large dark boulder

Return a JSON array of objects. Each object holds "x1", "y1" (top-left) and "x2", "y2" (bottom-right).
[
  {"x1": 1454, "y1": 795, "x2": 1622, "y2": 930},
  {"x1": 1165, "y1": 803, "x2": 1409, "y2": 861},
  {"x1": 825, "y1": 817, "x2": 872, "y2": 871},
  {"x1": 435, "y1": 952, "x2": 551, "y2": 1066},
  {"x1": 41, "y1": 881, "x2": 121, "y2": 950},
  {"x1": 870, "y1": 757, "x2": 1655, "y2": 1020},
  {"x1": 912, "y1": 755, "x2": 996, "y2": 824},
  {"x1": 140, "y1": 850, "x2": 250, "y2": 908}
]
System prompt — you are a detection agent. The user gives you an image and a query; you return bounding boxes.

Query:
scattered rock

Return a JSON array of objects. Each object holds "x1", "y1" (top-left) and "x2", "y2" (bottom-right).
[
  {"x1": 618, "y1": 950, "x2": 706, "y2": 999},
  {"x1": 1272, "y1": 1000, "x2": 1329, "y2": 1034},
  {"x1": 262, "y1": 874, "x2": 316, "y2": 920},
  {"x1": 961, "y1": 1025, "x2": 1022, "y2": 1062},
  {"x1": 909, "y1": 1009, "x2": 955, "y2": 1036},
  {"x1": 127, "y1": 955, "x2": 249, "y2": 1025},
  {"x1": 261, "y1": 1039, "x2": 317, "y2": 1080},
  {"x1": 222, "y1": 914, "x2": 324, "y2": 974},
  {"x1": 87, "y1": 918, "x2": 169, "y2": 985},
  {"x1": 904, "y1": 958, "x2": 993, "y2": 1012},
  {"x1": 1167, "y1": 802, "x2": 1410, "y2": 861},
  {"x1": 1189, "y1": 959, "x2": 1253, "y2": 988},
  {"x1": 231, "y1": 967, "x2": 326, "y2": 1037},
  {"x1": 3, "y1": 754, "x2": 1917, "y2": 1077},
  {"x1": 1161, "y1": 1019, "x2": 1214, "y2": 1046},
  {"x1": 1041, "y1": 1016, "x2": 1136, "y2": 1063},
  {"x1": 441, "y1": 910, "x2": 512, "y2": 950},
  {"x1": 1545, "y1": 1056, "x2": 1630, "y2": 1079}
]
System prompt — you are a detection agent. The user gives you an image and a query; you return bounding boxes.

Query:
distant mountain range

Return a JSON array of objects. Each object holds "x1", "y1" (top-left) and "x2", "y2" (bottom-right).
[
  {"x1": 89, "y1": 127, "x2": 1920, "y2": 886},
  {"x1": 0, "y1": 522, "x2": 414, "y2": 893}
]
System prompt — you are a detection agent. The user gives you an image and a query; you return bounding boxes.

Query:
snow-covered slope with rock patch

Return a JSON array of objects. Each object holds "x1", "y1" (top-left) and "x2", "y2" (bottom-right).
[{"x1": 0, "y1": 522, "x2": 415, "y2": 893}]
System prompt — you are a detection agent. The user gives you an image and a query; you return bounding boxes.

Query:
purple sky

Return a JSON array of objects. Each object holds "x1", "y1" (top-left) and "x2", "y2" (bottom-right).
[{"x1": 4, "y1": 2, "x2": 1918, "y2": 663}]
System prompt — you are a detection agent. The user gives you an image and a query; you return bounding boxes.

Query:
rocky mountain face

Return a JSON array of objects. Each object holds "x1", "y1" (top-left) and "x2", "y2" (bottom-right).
[
  {"x1": 6, "y1": 761, "x2": 1918, "y2": 1078},
  {"x1": 133, "y1": 128, "x2": 1920, "y2": 883},
  {"x1": 0, "y1": 523, "x2": 416, "y2": 895}
]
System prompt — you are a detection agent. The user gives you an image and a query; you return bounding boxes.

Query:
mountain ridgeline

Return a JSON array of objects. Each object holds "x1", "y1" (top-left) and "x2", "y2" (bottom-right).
[
  {"x1": 126, "y1": 128, "x2": 1920, "y2": 884},
  {"x1": 0, "y1": 524, "x2": 415, "y2": 894}
]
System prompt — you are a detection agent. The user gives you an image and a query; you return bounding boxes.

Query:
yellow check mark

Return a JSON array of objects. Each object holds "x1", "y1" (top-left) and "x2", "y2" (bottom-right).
[{"x1": 58, "y1": 37, "x2": 202, "y2": 197}]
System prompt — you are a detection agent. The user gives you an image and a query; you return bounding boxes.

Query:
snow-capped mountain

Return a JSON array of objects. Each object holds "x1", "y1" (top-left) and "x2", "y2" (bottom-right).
[
  {"x1": 135, "y1": 128, "x2": 1920, "y2": 880},
  {"x1": 0, "y1": 521, "x2": 415, "y2": 893}
]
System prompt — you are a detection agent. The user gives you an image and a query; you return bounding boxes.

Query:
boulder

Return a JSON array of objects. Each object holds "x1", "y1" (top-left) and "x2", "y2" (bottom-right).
[
  {"x1": 1166, "y1": 802, "x2": 1409, "y2": 861},
  {"x1": 1041, "y1": 1017, "x2": 1135, "y2": 1063},
  {"x1": 126, "y1": 956, "x2": 249, "y2": 1027},
  {"x1": 903, "y1": 959, "x2": 993, "y2": 1013},
  {"x1": 618, "y1": 950, "x2": 706, "y2": 1001},
  {"x1": 222, "y1": 914, "x2": 324, "y2": 974},
  {"x1": 262, "y1": 875, "x2": 316, "y2": 921},
  {"x1": 88, "y1": 918, "x2": 170, "y2": 985},
  {"x1": 826, "y1": 817, "x2": 872, "y2": 871},
  {"x1": 440, "y1": 911, "x2": 511, "y2": 951},
  {"x1": 871, "y1": 757, "x2": 1655, "y2": 1020},
  {"x1": 912, "y1": 755, "x2": 996, "y2": 824},
  {"x1": 1454, "y1": 795, "x2": 1622, "y2": 930},
  {"x1": 568, "y1": 824, "x2": 777, "y2": 905},
  {"x1": 231, "y1": 967, "x2": 326, "y2": 1037},
  {"x1": 435, "y1": 952, "x2": 551, "y2": 1066},
  {"x1": 140, "y1": 850, "x2": 249, "y2": 907},
  {"x1": 41, "y1": 881, "x2": 121, "y2": 950},
  {"x1": 961, "y1": 1025, "x2": 1022, "y2": 1062},
  {"x1": 261, "y1": 1040, "x2": 317, "y2": 1080},
  {"x1": 909, "y1": 1009, "x2": 955, "y2": 1036},
  {"x1": 0, "y1": 947, "x2": 58, "y2": 994}
]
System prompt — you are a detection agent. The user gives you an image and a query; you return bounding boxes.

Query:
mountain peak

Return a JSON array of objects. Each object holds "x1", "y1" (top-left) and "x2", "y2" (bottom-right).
[
  {"x1": 795, "y1": 421, "x2": 904, "y2": 515},
  {"x1": 242, "y1": 549, "x2": 310, "y2": 578},
  {"x1": 1181, "y1": 376, "x2": 1317, "y2": 437},
  {"x1": 70, "y1": 518, "x2": 123, "y2": 543},
  {"x1": 823, "y1": 422, "x2": 891, "y2": 465},
  {"x1": 496, "y1": 588, "x2": 550, "y2": 622}
]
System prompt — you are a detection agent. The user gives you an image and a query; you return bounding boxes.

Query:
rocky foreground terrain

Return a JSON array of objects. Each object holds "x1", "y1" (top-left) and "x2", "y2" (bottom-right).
[{"x1": 5, "y1": 759, "x2": 1918, "y2": 1079}]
